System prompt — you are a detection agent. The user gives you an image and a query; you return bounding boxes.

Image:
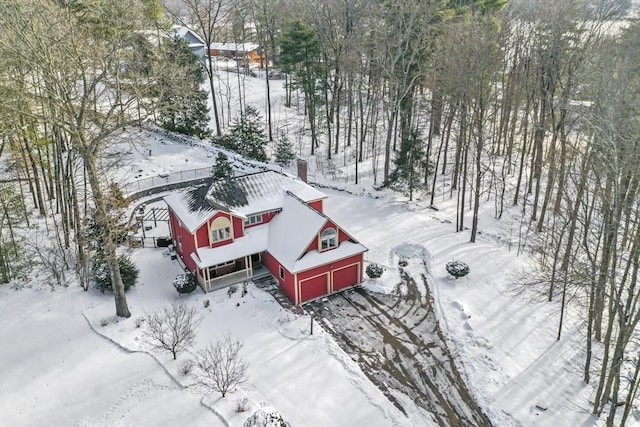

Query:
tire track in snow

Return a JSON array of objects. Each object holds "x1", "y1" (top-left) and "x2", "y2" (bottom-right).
[{"x1": 308, "y1": 259, "x2": 492, "y2": 427}]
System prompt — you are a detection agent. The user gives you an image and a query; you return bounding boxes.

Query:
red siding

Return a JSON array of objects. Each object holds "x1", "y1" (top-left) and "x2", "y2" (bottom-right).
[
  {"x1": 263, "y1": 252, "x2": 296, "y2": 302},
  {"x1": 195, "y1": 224, "x2": 209, "y2": 248},
  {"x1": 262, "y1": 210, "x2": 279, "y2": 224},
  {"x1": 308, "y1": 199, "x2": 323, "y2": 213},
  {"x1": 337, "y1": 228, "x2": 351, "y2": 243},
  {"x1": 168, "y1": 209, "x2": 197, "y2": 272},
  {"x1": 232, "y1": 216, "x2": 244, "y2": 239}
]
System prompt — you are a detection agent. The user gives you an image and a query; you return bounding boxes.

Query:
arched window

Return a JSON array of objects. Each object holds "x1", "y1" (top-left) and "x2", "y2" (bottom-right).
[
  {"x1": 210, "y1": 217, "x2": 232, "y2": 243},
  {"x1": 320, "y1": 228, "x2": 337, "y2": 251}
]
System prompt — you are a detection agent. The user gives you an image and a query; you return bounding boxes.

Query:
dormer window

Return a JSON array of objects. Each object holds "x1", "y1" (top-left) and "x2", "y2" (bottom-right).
[
  {"x1": 212, "y1": 226, "x2": 231, "y2": 242},
  {"x1": 245, "y1": 214, "x2": 263, "y2": 226},
  {"x1": 210, "y1": 216, "x2": 232, "y2": 244},
  {"x1": 320, "y1": 228, "x2": 337, "y2": 251}
]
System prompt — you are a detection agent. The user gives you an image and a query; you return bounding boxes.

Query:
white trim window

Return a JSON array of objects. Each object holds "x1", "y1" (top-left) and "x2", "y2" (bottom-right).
[
  {"x1": 320, "y1": 228, "x2": 337, "y2": 251},
  {"x1": 279, "y1": 265, "x2": 285, "y2": 280},
  {"x1": 244, "y1": 214, "x2": 263, "y2": 226},
  {"x1": 211, "y1": 226, "x2": 231, "y2": 242}
]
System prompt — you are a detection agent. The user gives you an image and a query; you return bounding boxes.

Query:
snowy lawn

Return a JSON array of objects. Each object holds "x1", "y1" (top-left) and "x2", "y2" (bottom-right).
[
  {"x1": 323, "y1": 188, "x2": 600, "y2": 427},
  {"x1": 0, "y1": 67, "x2": 616, "y2": 426},
  {"x1": 0, "y1": 246, "x2": 409, "y2": 427}
]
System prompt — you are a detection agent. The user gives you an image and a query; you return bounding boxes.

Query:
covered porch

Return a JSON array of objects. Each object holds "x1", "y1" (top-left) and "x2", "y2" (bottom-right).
[
  {"x1": 190, "y1": 224, "x2": 270, "y2": 293},
  {"x1": 194, "y1": 253, "x2": 266, "y2": 292}
]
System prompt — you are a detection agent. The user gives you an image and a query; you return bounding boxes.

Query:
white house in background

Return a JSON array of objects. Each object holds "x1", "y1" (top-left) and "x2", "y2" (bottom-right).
[{"x1": 163, "y1": 170, "x2": 368, "y2": 305}]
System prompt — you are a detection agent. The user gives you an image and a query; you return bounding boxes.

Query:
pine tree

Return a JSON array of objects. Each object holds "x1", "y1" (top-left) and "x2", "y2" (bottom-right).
[
  {"x1": 212, "y1": 152, "x2": 234, "y2": 180},
  {"x1": 215, "y1": 106, "x2": 268, "y2": 162},
  {"x1": 158, "y1": 38, "x2": 211, "y2": 139},
  {"x1": 389, "y1": 128, "x2": 428, "y2": 201},
  {"x1": 273, "y1": 132, "x2": 295, "y2": 167},
  {"x1": 279, "y1": 20, "x2": 323, "y2": 153}
]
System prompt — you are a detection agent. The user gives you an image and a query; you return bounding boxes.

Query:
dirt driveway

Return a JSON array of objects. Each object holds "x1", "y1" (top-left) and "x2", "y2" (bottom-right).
[{"x1": 306, "y1": 253, "x2": 492, "y2": 427}]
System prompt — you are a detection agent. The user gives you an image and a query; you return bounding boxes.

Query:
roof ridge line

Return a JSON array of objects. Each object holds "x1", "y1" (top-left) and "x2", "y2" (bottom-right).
[{"x1": 284, "y1": 190, "x2": 328, "y2": 220}]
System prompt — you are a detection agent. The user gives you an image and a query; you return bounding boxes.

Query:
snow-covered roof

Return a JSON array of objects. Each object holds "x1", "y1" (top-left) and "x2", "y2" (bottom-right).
[
  {"x1": 192, "y1": 224, "x2": 269, "y2": 268},
  {"x1": 267, "y1": 193, "x2": 327, "y2": 272},
  {"x1": 165, "y1": 174, "x2": 364, "y2": 272},
  {"x1": 209, "y1": 42, "x2": 260, "y2": 52},
  {"x1": 164, "y1": 171, "x2": 325, "y2": 234},
  {"x1": 267, "y1": 193, "x2": 367, "y2": 273},
  {"x1": 170, "y1": 25, "x2": 206, "y2": 46},
  {"x1": 293, "y1": 241, "x2": 368, "y2": 273},
  {"x1": 176, "y1": 190, "x2": 366, "y2": 272},
  {"x1": 205, "y1": 171, "x2": 326, "y2": 217},
  {"x1": 163, "y1": 184, "x2": 216, "y2": 233}
]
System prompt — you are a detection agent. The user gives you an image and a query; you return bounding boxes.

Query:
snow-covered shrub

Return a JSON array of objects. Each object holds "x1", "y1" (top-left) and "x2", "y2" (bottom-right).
[
  {"x1": 366, "y1": 263, "x2": 384, "y2": 279},
  {"x1": 93, "y1": 255, "x2": 139, "y2": 293},
  {"x1": 227, "y1": 284, "x2": 238, "y2": 297},
  {"x1": 244, "y1": 407, "x2": 290, "y2": 427},
  {"x1": 179, "y1": 359, "x2": 194, "y2": 375},
  {"x1": 135, "y1": 317, "x2": 144, "y2": 328},
  {"x1": 235, "y1": 397, "x2": 249, "y2": 413},
  {"x1": 446, "y1": 260, "x2": 470, "y2": 279},
  {"x1": 173, "y1": 273, "x2": 197, "y2": 294}
]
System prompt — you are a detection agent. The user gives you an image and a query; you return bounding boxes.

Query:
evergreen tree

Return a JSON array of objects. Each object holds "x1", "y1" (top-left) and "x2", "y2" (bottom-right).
[
  {"x1": 279, "y1": 20, "x2": 323, "y2": 153},
  {"x1": 158, "y1": 38, "x2": 211, "y2": 139},
  {"x1": 94, "y1": 255, "x2": 139, "y2": 293},
  {"x1": 389, "y1": 128, "x2": 428, "y2": 201},
  {"x1": 212, "y1": 152, "x2": 234, "y2": 180},
  {"x1": 214, "y1": 106, "x2": 268, "y2": 162},
  {"x1": 0, "y1": 186, "x2": 27, "y2": 283},
  {"x1": 273, "y1": 132, "x2": 295, "y2": 167}
]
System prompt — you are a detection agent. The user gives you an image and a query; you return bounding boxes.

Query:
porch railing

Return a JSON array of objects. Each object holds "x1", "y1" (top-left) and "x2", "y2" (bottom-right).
[{"x1": 206, "y1": 269, "x2": 252, "y2": 292}]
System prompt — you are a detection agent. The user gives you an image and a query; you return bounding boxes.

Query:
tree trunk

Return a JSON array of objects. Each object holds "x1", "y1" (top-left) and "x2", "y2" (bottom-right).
[{"x1": 84, "y1": 157, "x2": 130, "y2": 318}]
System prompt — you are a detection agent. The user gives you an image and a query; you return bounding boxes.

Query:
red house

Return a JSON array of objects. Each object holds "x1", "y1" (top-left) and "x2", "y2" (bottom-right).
[{"x1": 163, "y1": 171, "x2": 368, "y2": 304}]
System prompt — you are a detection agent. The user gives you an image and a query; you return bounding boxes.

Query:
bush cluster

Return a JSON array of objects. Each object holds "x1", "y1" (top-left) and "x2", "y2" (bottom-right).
[
  {"x1": 366, "y1": 263, "x2": 384, "y2": 279},
  {"x1": 94, "y1": 255, "x2": 139, "y2": 293},
  {"x1": 446, "y1": 260, "x2": 470, "y2": 279},
  {"x1": 173, "y1": 273, "x2": 197, "y2": 294}
]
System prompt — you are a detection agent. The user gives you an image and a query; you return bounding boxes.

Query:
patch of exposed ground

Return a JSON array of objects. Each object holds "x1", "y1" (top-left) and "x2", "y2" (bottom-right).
[{"x1": 306, "y1": 255, "x2": 491, "y2": 427}]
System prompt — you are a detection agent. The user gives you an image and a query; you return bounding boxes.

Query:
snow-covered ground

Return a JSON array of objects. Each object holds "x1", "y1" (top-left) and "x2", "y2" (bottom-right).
[{"x1": 0, "y1": 62, "x2": 624, "y2": 426}]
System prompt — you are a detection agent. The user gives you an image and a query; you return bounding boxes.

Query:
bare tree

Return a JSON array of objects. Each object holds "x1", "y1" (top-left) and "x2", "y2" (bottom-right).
[
  {"x1": 194, "y1": 335, "x2": 248, "y2": 397},
  {"x1": 145, "y1": 302, "x2": 202, "y2": 359}
]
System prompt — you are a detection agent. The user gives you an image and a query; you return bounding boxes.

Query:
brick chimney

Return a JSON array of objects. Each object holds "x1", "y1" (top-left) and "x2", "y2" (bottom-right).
[{"x1": 296, "y1": 158, "x2": 308, "y2": 183}]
